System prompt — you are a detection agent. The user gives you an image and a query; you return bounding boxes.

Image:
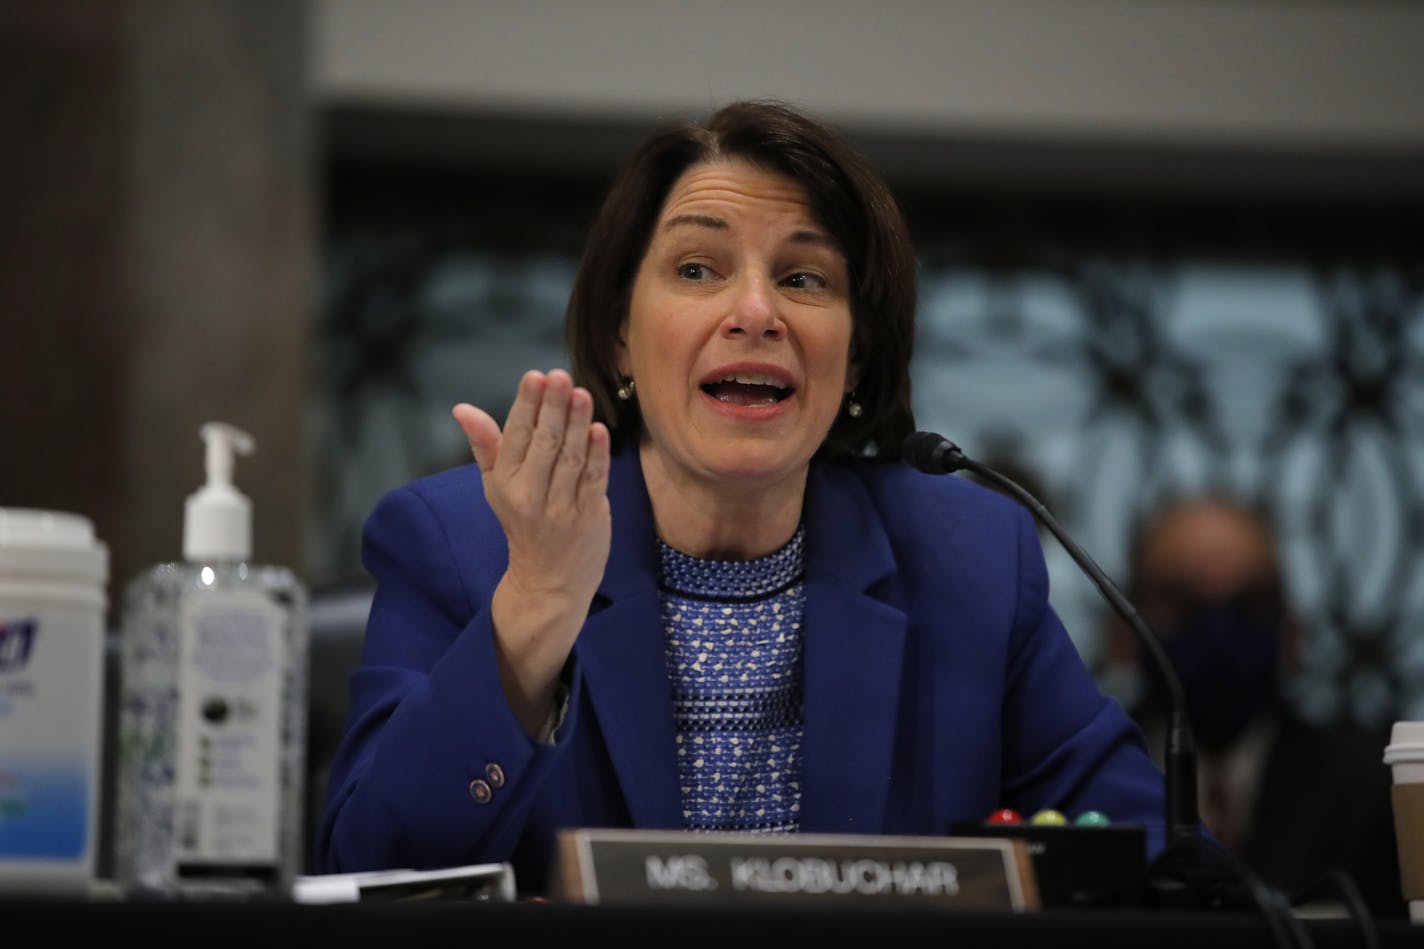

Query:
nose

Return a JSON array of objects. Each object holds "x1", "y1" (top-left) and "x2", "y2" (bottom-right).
[{"x1": 723, "y1": 274, "x2": 784, "y2": 340}]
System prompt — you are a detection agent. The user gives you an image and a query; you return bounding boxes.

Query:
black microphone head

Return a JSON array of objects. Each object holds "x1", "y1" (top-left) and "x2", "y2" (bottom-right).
[{"x1": 901, "y1": 431, "x2": 964, "y2": 473}]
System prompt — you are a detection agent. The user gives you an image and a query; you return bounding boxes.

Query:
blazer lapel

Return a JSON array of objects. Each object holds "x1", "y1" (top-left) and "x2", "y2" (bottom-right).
[
  {"x1": 797, "y1": 461, "x2": 908, "y2": 833},
  {"x1": 573, "y1": 445, "x2": 684, "y2": 829},
  {"x1": 573, "y1": 449, "x2": 909, "y2": 834}
]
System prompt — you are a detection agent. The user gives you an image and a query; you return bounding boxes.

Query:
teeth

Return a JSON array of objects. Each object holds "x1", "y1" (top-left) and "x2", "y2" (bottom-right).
[{"x1": 719, "y1": 373, "x2": 788, "y2": 389}]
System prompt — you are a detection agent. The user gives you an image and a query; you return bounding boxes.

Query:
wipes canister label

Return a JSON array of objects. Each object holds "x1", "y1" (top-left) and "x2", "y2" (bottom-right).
[{"x1": 0, "y1": 608, "x2": 103, "y2": 863}]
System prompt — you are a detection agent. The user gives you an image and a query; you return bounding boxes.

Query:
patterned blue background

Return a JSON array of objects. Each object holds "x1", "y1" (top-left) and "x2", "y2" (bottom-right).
[{"x1": 313, "y1": 164, "x2": 1424, "y2": 733}]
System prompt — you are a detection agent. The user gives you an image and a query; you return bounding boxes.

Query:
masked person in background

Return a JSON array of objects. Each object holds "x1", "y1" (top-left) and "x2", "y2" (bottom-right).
[{"x1": 1099, "y1": 494, "x2": 1404, "y2": 917}]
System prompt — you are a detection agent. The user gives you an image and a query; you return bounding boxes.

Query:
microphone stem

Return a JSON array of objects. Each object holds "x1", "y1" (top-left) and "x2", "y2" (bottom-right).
[
  {"x1": 956, "y1": 456, "x2": 1200, "y2": 840},
  {"x1": 1166, "y1": 706, "x2": 1199, "y2": 847}
]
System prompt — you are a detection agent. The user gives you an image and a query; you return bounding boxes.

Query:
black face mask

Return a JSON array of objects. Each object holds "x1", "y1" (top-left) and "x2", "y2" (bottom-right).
[{"x1": 1141, "y1": 589, "x2": 1284, "y2": 752}]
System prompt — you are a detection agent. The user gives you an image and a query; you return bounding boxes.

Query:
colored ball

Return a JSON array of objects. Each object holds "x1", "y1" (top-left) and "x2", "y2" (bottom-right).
[
  {"x1": 1074, "y1": 810, "x2": 1111, "y2": 827},
  {"x1": 986, "y1": 808, "x2": 1022, "y2": 825},
  {"x1": 1029, "y1": 808, "x2": 1068, "y2": 826}
]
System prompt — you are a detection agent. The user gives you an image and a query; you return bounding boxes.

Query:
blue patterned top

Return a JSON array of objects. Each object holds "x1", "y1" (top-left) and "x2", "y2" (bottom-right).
[{"x1": 658, "y1": 526, "x2": 806, "y2": 833}]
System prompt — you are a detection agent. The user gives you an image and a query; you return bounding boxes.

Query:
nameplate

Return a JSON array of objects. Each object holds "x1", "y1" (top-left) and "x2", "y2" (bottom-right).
[{"x1": 553, "y1": 829, "x2": 1039, "y2": 910}]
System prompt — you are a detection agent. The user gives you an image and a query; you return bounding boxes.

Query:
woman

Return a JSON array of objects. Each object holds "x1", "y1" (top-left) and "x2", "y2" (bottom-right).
[{"x1": 315, "y1": 100, "x2": 1168, "y2": 895}]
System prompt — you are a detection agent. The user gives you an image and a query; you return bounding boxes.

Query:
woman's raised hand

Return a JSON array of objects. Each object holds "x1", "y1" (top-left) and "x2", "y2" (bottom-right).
[{"x1": 452, "y1": 368, "x2": 612, "y2": 734}]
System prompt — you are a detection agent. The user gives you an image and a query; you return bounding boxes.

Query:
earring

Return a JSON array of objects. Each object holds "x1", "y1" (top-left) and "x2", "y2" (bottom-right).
[
  {"x1": 846, "y1": 392, "x2": 863, "y2": 418},
  {"x1": 616, "y1": 378, "x2": 636, "y2": 401}
]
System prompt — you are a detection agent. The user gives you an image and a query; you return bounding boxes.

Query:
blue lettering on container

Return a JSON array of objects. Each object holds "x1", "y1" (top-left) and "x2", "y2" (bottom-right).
[{"x1": 0, "y1": 619, "x2": 37, "y2": 673}]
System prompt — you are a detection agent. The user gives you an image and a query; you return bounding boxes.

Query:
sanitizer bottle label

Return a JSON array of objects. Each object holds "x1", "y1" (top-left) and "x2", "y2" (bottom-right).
[{"x1": 173, "y1": 588, "x2": 285, "y2": 870}]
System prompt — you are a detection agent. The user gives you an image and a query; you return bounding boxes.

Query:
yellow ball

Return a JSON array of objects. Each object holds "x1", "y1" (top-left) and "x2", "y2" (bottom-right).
[{"x1": 1029, "y1": 808, "x2": 1068, "y2": 826}]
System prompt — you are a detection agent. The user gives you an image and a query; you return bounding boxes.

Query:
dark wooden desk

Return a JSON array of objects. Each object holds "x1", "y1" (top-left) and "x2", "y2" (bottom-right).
[{"x1": 5, "y1": 896, "x2": 1420, "y2": 949}]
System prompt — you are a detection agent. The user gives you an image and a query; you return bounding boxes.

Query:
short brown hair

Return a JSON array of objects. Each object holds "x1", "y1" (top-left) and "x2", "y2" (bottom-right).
[{"x1": 565, "y1": 99, "x2": 918, "y2": 459}]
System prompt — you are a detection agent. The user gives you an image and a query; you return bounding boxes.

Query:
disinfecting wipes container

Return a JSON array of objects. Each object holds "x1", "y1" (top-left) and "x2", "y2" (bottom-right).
[{"x1": 0, "y1": 508, "x2": 108, "y2": 890}]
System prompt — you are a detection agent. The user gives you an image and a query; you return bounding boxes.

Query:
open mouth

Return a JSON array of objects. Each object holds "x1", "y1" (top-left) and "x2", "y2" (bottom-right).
[{"x1": 700, "y1": 373, "x2": 794, "y2": 407}]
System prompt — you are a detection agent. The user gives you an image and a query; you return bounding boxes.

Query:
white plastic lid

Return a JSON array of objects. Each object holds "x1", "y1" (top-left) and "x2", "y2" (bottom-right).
[
  {"x1": 1384, "y1": 721, "x2": 1424, "y2": 764},
  {"x1": 0, "y1": 507, "x2": 108, "y2": 584},
  {"x1": 183, "y1": 422, "x2": 255, "y2": 562}
]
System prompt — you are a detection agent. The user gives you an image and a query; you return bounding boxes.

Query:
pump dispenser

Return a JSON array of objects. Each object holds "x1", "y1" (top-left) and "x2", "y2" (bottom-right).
[
  {"x1": 114, "y1": 421, "x2": 309, "y2": 899},
  {"x1": 183, "y1": 422, "x2": 255, "y2": 562}
]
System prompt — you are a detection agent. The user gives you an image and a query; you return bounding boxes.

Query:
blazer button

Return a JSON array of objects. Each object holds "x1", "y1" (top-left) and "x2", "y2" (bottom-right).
[
  {"x1": 468, "y1": 778, "x2": 493, "y2": 804},
  {"x1": 485, "y1": 762, "x2": 506, "y2": 788}
]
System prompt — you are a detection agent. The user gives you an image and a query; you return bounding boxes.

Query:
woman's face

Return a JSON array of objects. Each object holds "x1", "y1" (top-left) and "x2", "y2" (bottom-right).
[{"x1": 618, "y1": 159, "x2": 856, "y2": 493}]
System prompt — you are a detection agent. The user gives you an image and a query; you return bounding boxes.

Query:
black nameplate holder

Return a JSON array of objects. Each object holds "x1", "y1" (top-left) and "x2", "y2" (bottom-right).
[{"x1": 950, "y1": 821, "x2": 1147, "y2": 908}]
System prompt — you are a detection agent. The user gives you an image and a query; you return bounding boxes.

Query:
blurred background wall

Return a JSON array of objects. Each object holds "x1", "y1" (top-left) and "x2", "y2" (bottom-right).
[
  {"x1": 2, "y1": 0, "x2": 312, "y2": 614},
  {"x1": 4, "y1": 0, "x2": 1424, "y2": 740}
]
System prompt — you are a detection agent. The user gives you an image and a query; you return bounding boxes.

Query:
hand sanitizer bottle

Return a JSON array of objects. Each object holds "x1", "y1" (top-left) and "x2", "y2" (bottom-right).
[{"x1": 114, "y1": 422, "x2": 309, "y2": 899}]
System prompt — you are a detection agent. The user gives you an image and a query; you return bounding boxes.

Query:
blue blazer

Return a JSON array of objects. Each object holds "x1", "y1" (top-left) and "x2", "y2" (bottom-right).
[{"x1": 316, "y1": 443, "x2": 1168, "y2": 893}]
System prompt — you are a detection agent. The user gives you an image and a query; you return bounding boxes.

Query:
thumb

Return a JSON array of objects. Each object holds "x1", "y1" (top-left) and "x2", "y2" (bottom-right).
[{"x1": 452, "y1": 402, "x2": 501, "y2": 473}]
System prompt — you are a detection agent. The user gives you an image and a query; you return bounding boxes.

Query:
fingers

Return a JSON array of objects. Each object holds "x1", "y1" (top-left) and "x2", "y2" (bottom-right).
[
  {"x1": 495, "y1": 369, "x2": 549, "y2": 469},
  {"x1": 545, "y1": 386, "x2": 595, "y2": 512},
  {"x1": 523, "y1": 370, "x2": 574, "y2": 480},
  {"x1": 452, "y1": 402, "x2": 501, "y2": 473},
  {"x1": 455, "y1": 369, "x2": 608, "y2": 508},
  {"x1": 578, "y1": 422, "x2": 612, "y2": 511}
]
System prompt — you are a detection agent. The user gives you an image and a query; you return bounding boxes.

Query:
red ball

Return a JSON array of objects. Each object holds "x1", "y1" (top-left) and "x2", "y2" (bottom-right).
[{"x1": 986, "y1": 808, "x2": 1022, "y2": 825}]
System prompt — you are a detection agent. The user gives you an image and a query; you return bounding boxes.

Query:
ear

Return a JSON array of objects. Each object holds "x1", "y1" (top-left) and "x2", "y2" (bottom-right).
[
  {"x1": 615, "y1": 319, "x2": 631, "y2": 376},
  {"x1": 844, "y1": 360, "x2": 861, "y2": 394}
]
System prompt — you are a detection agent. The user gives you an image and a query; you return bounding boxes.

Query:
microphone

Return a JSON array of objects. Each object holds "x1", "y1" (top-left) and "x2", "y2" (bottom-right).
[
  {"x1": 901, "y1": 431, "x2": 1199, "y2": 848},
  {"x1": 904, "y1": 433, "x2": 1346, "y2": 939}
]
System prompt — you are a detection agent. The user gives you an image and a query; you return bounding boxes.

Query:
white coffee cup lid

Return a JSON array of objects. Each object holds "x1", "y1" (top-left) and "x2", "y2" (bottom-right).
[{"x1": 1383, "y1": 721, "x2": 1424, "y2": 763}]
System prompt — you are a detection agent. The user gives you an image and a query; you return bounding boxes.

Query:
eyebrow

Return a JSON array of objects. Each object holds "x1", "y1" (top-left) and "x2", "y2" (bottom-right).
[
  {"x1": 663, "y1": 213, "x2": 727, "y2": 232},
  {"x1": 661, "y1": 213, "x2": 838, "y2": 249}
]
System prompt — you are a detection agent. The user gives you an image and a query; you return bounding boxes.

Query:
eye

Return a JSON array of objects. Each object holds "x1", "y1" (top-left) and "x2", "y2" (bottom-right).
[
  {"x1": 677, "y1": 262, "x2": 711, "y2": 281},
  {"x1": 781, "y1": 271, "x2": 827, "y2": 290}
]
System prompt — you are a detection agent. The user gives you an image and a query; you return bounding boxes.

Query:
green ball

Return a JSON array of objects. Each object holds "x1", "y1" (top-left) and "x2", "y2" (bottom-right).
[{"x1": 1074, "y1": 810, "x2": 1111, "y2": 827}]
